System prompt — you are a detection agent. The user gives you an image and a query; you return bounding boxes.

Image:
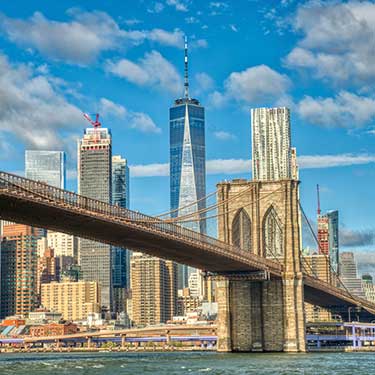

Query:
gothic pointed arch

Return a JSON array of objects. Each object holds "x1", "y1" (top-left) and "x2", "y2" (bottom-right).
[
  {"x1": 232, "y1": 208, "x2": 252, "y2": 252},
  {"x1": 263, "y1": 205, "x2": 283, "y2": 258}
]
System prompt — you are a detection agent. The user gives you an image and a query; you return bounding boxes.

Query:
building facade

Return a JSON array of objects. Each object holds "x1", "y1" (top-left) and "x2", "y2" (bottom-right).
[
  {"x1": 47, "y1": 231, "x2": 77, "y2": 260},
  {"x1": 41, "y1": 280, "x2": 101, "y2": 321},
  {"x1": 169, "y1": 37, "x2": 206, "y2": 289},
  {"x1": 25, "y1": 150, "x2": 65, "y2": 188},
  {"x1": 340, "y1": 252, "x2": 365, "y2": 298},
  {"x1": 251, "y1": 107, "x2": 291, "y2": 181},
  {"x1": 0, "y1": 224, "x2": 40, "y2": 318},
  {"x1": 37, "y1": 247, "x2": 60, "y2": 301},
  {"x1": 78, "y1": 125, "x2": 112, "y2": 311},
  {"x1": 130, "y1": 252, "x2": 177, "y2": 326},
  {"x1": 112, "y1": 155, "x2": 130, "y2": 313}
]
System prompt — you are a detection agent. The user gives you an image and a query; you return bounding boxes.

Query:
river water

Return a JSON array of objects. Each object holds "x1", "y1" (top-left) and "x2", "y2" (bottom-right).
[{"x1": 0, "y1": 351, "x2": 373, "y2": 374}]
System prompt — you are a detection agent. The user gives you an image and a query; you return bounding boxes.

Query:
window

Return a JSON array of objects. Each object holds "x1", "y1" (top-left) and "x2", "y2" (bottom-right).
[
  {"x1": 263, "y1": 206, "x2": 283, "y2": 258},
  {"x1": 232, "y1": 209, "x2": 251, "y2": 252}
]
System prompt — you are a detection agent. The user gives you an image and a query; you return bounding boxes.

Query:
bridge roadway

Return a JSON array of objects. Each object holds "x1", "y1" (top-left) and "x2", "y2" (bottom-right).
[{"x1": 1, "y1": 171, "x2": 375, "y2": 316}]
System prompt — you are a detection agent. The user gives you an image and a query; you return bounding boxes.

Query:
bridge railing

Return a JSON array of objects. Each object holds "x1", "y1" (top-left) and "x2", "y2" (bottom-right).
[{"x1": 0, "y1": 171, "x2": 281, "y2": 271}]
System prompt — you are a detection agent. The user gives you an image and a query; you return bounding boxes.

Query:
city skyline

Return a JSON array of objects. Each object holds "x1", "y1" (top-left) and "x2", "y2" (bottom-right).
[{"x1": 0, "y1": 0, "x2": 374, "y2": 263}]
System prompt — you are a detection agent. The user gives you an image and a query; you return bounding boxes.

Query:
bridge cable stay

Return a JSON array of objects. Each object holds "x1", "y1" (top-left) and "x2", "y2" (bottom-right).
[
  {"x1": 298, "y1": 201, "x2": 357, "y2": 302},
  {"x1": 155, "y1": 190, "x2": 217, "y2": 218},
  {"x1": 163, "y1": 185, "x2": 255, "y2": 223},
  {"x1": 164, "y1": 185, "x2": 286, "y2": 225}
]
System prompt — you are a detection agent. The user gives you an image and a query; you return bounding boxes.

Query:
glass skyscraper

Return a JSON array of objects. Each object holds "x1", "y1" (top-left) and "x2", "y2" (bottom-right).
[
  {"x1": 112, "y1": 155, "x2": 130, "y2": 313},
  {"x1": 327, "y1": 210, "x2": 339, "y2": 274},
  {"x1": 169, "y1": 37, "x2": 206, "y2": 289},
  {"x1": 78, "y1": 126, "x2": 112, "y2": 312},
  {"x1": 25, "y1": 150, "x2": 65, "y2": 188}
]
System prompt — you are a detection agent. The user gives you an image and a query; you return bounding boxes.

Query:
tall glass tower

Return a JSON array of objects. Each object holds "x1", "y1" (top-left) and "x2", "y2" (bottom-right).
[
  {"x1": 169, "y1": 37, "x2": 206, "y2": 289},
  {"x1": 25, "y1": 150, "x2": 65, "y2": 188},
  {"x1": 112, "y1": 155, "x2": 130, "y2": 313}
]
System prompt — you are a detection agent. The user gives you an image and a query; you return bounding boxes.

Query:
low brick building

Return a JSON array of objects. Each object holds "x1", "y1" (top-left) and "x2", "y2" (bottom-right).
[{"x1": 29, "y1": 322, "x2": 78, "y2": 337}]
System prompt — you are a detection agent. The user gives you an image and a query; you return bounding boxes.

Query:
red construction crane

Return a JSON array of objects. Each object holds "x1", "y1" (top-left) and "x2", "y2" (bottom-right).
[{"x1": 83, "y1": 113, "x2": 101, "y2": 129}]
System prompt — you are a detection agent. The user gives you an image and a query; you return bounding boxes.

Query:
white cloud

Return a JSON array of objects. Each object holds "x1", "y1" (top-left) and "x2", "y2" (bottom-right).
[
  {"x1": 147, "y1": 2, "x2": 165, "y2": 13},
  {"x1": 99, "y1": 98, "x2": 161, "y2": 133},
  {"x1": 130, "y1": 163, "x2": 169, "y2": 177},
  {"x1": 106, "y1": 50, "x2": 182, "y2": 94},
  {"x1": 129, "y1": 153, "x2": 375, "y2": 177},
  {"x1": 0, "y1": 53, "x2": 82, "y2": 149},
  {"x1": 229, "y1": 24, "x2": 238, "y2": 32},
  {"x1": 166, "y1": 0, "x2": 189, "y2": 12},
  {"x1": 298, "y1": 154, "x2": 375, "y2": 169},
  {"x1": 213, "y1": 131, "x2": 236, "y2": 141},
  {"x1": 297, "y1": 91, "x2": 375, "y2": 128},
  {"x1": 195, "y1": 72, "x2": 214, "y2": 91},
  {"x1": 210, "y1": 65, "x2": 291, "y2": 106},
  {"x1": 0, "y1": 10, "x2": 186, "y2": 64},
  {"x1": 285, "y1": 1, "x2": 375, "y2": 86}
]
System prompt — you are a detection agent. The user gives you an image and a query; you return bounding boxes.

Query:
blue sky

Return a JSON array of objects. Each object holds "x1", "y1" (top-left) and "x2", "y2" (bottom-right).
[{"x1": 1, "y1": 0, "x2": 375, "y2": 263}]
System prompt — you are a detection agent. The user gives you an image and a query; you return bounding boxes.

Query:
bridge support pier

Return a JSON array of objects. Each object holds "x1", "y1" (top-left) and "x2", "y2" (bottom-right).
[{"x1": 216, "y1": 275, "x2": 306, "y2": 352}]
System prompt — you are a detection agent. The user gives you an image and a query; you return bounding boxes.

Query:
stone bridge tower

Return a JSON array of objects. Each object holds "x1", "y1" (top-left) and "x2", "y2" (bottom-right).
[{"x1": 215, "y1": 178, "x2": 306, "y2": 352}]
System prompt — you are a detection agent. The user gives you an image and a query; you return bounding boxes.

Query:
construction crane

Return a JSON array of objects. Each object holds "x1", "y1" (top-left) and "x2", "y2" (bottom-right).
[{"x1": 83, "y1": 113, "x2": 101, "y2": 129}]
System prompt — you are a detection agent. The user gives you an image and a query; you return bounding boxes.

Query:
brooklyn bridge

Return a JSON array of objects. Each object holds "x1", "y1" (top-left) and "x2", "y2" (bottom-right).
[{"x1": 1, "y1": 171, "x2": 375, "y2": 352}]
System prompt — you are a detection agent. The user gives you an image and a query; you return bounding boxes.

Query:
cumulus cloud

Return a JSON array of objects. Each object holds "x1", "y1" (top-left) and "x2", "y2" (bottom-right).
[
  {"x1": 210, "y1": 65, "x2": 291, "y2": 107},
  {"x1": 285, "y1": 1, "x2": 375, "y2": 86},
  {"x1": 166, "y1": 0, "x2": 189, "y2": 12},
  {"x1": 213, "y1": 131, "x2": 236, "y2": 141},
  {"x1": 195, "y1": 72, "x2": 214, "y2": 92},
  {"x1": 129, "y1": 153, "x2": 375, "y2": 177},
  {"x1": 0, "y1": 10, "x2": 185, "y2": 64},
  {"x1": 106, "y1": 50, "x2": 182, "y2": 94},
  {"x1": 99, "y1": 98, "x2": 161, "y2": 133},
  {"x1": 0, "y1": 53, "x2": 82, "y2": 150},
  {"x1": 297, "y1": 91, "x2": 375, "y2": 128}
]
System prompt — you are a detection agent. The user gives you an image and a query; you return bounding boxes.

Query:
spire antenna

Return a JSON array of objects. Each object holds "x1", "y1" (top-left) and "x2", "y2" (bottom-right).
[{"x1": 184, "y1": 35, "x2": 189, "y2": 99}]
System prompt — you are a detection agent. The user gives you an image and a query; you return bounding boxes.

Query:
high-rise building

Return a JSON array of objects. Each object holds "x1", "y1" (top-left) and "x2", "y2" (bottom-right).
[
  {"x1": 47, "y1": 231, "x2": 77, "y2": 260},
  {"x1": 112, "y1": 155, "x2": 130, "y2": 313},
  {"x1": 362, "y1": 274, "x2": 375, "y2": 303},
  {"x1": 317, "y1": 210, "x2": 339, "y2": 273},
  {"x1": 41, "y1": 280, "x2": 101, "y2": 321},
  {"x1": 78, "y1": 123, "x2": 112, "y2": 311},
  {"x1": 340, "y1": 252, "x2": 365, "y2": 298},
  {"x1": 25, "y1": 150, "x2": 65, "y2": 188},
  {"x1": 251, "y1": 107, "x2": 291, "y2": 181},
  {"x1": 37, "y1": 247, "x2": 60, "y2": 302},
  {"x1": 0, "y1": 224, "x2": 40, "y2": 318},
  {"x1": 169, "y1": 37, "x2": 206, "y2": 289},
  {"x1": 130, "y1": 252, "x2": 177, "y2": 326}
]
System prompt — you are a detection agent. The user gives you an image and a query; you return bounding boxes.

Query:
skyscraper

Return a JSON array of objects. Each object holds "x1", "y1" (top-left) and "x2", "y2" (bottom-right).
[
  {"x1": 169, "y1": 37, "x2": 206, "y2": 289},
  {"x1": 78, "y1": 123, "x2": 112, "y2": 311},
  {"x1": 112, "y1": 155, "x2": 130, "y2": 313},
  {"x1": 25, "y1": 150, "x2": 66, "y2": 188},
  {"x1": 130, "y1": 252, "x2": 177, "y2": 326},
  {"x1": 340, "y1": 252, "x2": 365, "y2": 298},
  {"x1": 0, "y1": 224, "x2": 40, "y2": 318},
  {"x1": 251, "y1": 107, "x2": 292, "y2": 181}
]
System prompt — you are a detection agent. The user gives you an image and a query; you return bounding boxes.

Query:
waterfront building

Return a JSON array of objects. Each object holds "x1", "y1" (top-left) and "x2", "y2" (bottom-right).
[
  {"x1": 130, "y1": 252, "x2": 177, "y2": 326},
  {"x1": 41, "y1": 280, "x2": 101, "y2": 321},
  {"x1": 112, "y1": 155, "x2": 130, "y2": 312},
  {"x1": 169, "y1": 37, "x2": 206, "y2": 289},
  {"x1": 25, "y1": 150, "x2": 66, "y2": 188},
  {"x1": 362, "y1": 274, "x2": 375, "y2": 303},
  {"x1": 340, "y1": 252, "x2": 365, "y2": 298},
  {"x1": 251, "y1": 107, "x2": 291, "y2": 181},
  {"x1": 29, "y1": 322, "x2": 78, "y2": 337},
  {"x1": 0, "y1": 223, "x2": 40, "y2": 318},
  {"x1": 303, "y1": 253, "x2": 333, "y2": 322},
  {"x1": 177, "y1": 288, "x2": 201, "y2": 316},
  {"x1": 78, "y1": 123, "x2": 112, "y2": 311}
]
